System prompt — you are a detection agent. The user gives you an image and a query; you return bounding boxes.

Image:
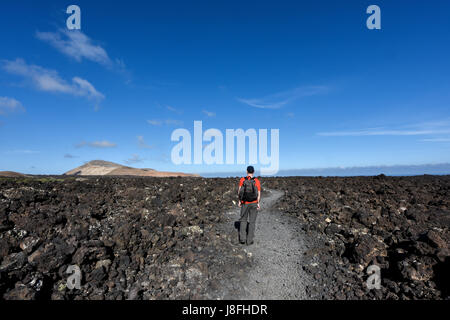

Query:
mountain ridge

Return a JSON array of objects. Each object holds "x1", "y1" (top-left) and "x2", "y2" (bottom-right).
[{"x1": 64, "y1": 160, "x2": 199, "y2": 177}]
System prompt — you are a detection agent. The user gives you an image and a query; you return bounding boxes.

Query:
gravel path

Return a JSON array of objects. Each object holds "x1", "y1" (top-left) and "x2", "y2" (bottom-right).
[{"x1": 222, "y1": 189, "x2": 313, "y2": 300}]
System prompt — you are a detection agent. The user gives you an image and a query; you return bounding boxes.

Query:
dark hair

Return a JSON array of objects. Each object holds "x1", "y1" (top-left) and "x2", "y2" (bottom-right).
[{"x1": 247, "y1": 166, "x2": 255, "y2": 173}]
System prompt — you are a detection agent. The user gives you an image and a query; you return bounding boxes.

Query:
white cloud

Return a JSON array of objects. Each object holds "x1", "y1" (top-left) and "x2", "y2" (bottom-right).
[
  {"x1": 164, "y1": 119, "x2": 183, "y2": 125},
  {"x1": 0, "y1": 97, "x2": 25, "y2": 115},
  {"x1": 147, "y1": 120, "x2": 162, "y2": 126},
  {"x1": 420, "y1": 138, "x2": 450, "y2": 142},
  {"x1": 36, "y1": 29, "x2": 111, "y2": 66},
  {"x1": 71, "y1": 77, "x2": 104, "y2": 100},
  {"x1": 64, "y1": 154, "x2": 78, "y2": 158},
  {"x1": 317, "y1": 120, "x2": 450, "y2": 137},
  {"x1": 5, "y1": 149, "x2": 39, "y2": 154},
  {"x1": 238, "y1": 98, "x2": 288, "y2": 109},
  {"x1": 137, "y1": 136, "x2": 153, "y2": 149},
  {"x1": 149, "y1": 153, "x2": 170, "y2": 163},
  {"x1": 2, "y1": 59, "x2": 104, "y2": 107},
  {"x1": 202, "y1": 110, "x2": 216, "y2": 117},
  {"x1": 238, "y1": 85, "x2": 329, "y2": 109},
  {"x1": 125, "y1": 154, "x2": 145, "y2": 164},
  {"x1": 166, "y1": 105, "x2": 182, "y2": 114},
  {"x1": 76, "y1": 140, "x2": 116, "y2": 148},
  {"x1": 317, "y1": 129, "x2": 450, "y2": 137},
  {"x1": 36, "y1": 29, "x2": 129, "y2": 79}
]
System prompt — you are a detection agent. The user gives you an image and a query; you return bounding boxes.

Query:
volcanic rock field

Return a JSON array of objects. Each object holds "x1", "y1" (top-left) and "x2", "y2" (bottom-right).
[{"x1": 0, "y1": 175, "x2": 449, "y2": 300}]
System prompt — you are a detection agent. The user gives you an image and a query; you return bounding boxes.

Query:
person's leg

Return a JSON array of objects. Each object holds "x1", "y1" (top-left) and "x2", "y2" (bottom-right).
[
  {"x1": 246, "y1": 203, "x2": 258, "y2": 244},
  {"x1": 239, "y1": 204, "x2": 249, "y2": 243}
]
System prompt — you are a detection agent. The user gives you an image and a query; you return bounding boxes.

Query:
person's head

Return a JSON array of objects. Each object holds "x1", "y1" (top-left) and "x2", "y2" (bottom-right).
[{"x1": 246, "y1": 166, "x2": 255, "y2": 176}]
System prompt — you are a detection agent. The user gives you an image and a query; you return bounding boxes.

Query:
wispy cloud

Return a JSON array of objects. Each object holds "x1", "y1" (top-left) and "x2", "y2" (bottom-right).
[
  {"x1": 124, "y1": 154, "x2": 145, "y2": 164},
  {"x1": 202, "y1": 110, "x2": 216, "y2": 117},
  {"x1": 5, "y1": 149, "x2": 39, "y2": 154},
  {"x1": 166, "y1": 105, "x2": 182, "y2": 114},
  {"x1": 64, "y1": 153, "x2": 78, "y2": 158},
  {"x1": 317, "y1": 129, "x2": 450, "y2": 136},
  {"x1": 149, "y1": 152, "x2": 170, "y2": 163},
  {"x1": 165, "y1": 119, "x2": 183, "y2": 125},
  {"x1": 420, "y1": 138, "x2": 450, "y2": 142},
  {"x1": 147, "y1": 120, "x2": 162, "y2": 126},
  {"x1": 36, "y1": 29, "x2": 129, "y2": 77},
  {"x1": 0, "y1": 97, "x2": 25, "y2": 115},
  {"x1": 75, "y1": 140, "x2": 116, "y2": 148},
  {"x1": 147, "y1": 119, "x2": 183, "y2": 126},
  {"x1": 2, "y1": 59, "x2": 104, "y2": 107},
  {"x1": 237, "y1": 85, "x2": 329, "y2": 109},
  {"x1": 36, "y1": 29, "x2": 110, "y2": 65},
  {"x1": 317, "y1": 119, "x2": 450, "y2": 138},
  {"x1": 137, "y1": 135, "x2": 153, "y2": 149}
]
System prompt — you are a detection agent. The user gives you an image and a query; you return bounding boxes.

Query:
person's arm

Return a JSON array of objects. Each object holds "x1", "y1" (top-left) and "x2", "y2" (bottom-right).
[
  {"x1": 237, "y1": 186, "x2": 242, "y2": 207},
  {"x1": 237, "y1": 178, "x2": 243, "y2": 207},
  {"x1": 256, "y1": 179, "x2": 261, "y2": 209},
  {"x1": 257, "y1": 190, "x2": 261, "y2": 210}
]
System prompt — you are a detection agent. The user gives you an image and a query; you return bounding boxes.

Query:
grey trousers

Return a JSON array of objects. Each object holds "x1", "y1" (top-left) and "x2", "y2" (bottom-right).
[{"x1": 239, "y1": 203, "x2": 258, "y2": 243}]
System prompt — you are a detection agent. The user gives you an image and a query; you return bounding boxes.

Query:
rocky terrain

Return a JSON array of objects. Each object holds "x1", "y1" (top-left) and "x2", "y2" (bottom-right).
[
  {"x1": 265, "y1": 175, "x2": 450, "y2": 299},
  {"x1": 0, "y1": 175, "x2": 449, "y2": 300},
  {"x1": 0, "y1": 176, "x2": 247, "y2": 300}
]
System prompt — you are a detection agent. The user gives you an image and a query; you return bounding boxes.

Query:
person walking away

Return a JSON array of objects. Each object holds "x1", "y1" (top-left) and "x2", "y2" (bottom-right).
[{"x1": 237, "y1": 166, "x2": 261, "y2": 245}]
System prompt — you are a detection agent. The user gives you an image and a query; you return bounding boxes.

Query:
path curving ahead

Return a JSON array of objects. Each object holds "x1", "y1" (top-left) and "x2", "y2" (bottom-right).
[{"x1": 226, "y1": 189, "x2": 313, "y2": 300}]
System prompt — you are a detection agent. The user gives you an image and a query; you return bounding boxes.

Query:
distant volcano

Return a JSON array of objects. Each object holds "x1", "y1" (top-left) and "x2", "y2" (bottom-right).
[
  {"x1": 64, "y1": 160, "x2": 199, "y2": 177},
  {"x1": 0, "y1": 171, "x2": 27, "y2": 177}
]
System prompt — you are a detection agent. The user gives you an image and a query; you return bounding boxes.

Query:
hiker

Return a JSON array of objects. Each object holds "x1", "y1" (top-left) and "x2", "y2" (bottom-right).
[{"x1": 237, "y1": 166, "x2": 261, "y2": 245}]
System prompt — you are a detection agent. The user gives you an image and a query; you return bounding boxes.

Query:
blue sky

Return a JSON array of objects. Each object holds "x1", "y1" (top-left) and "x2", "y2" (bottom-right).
[{"x1": 1, "y1": 0, "x2": 450, "y2": 175}]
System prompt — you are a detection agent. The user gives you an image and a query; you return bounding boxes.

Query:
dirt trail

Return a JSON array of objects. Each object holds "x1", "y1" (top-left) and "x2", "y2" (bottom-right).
[{"x1": 222, "y1": 189, "x2": 313, "y2": 300}]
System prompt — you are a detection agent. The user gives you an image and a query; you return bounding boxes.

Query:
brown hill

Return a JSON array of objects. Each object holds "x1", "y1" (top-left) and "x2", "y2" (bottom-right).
[
  {"x1": 0, "y1": 171, "x2": 27, "y2": 177},
  {"x1": 64, "y1": 160, "x2": 199, "y2": 177}
]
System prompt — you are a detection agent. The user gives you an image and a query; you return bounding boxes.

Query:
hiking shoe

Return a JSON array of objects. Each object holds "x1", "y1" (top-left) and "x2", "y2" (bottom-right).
[
  {"x1": 240, "y1": 241, "x2": 246, "y2": 244},
  {"x1": 246, "y1": 241, "x2": 254, "y2": 245}
]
